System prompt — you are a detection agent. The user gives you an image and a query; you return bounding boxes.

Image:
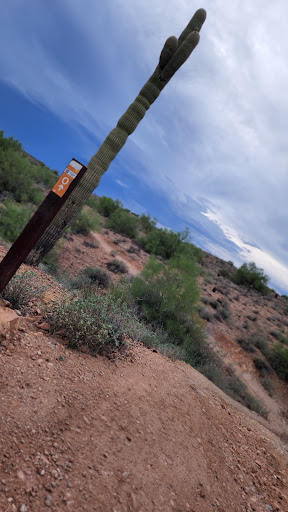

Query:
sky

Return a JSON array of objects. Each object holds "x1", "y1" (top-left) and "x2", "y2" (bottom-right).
[{"x1": 0, "y1": 0, "x2": 288, "y2": 294}]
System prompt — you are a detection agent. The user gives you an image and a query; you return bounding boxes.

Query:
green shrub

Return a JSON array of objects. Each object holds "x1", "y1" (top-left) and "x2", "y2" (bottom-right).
[
  {"x1": 269, "y1": 343, "x2": 288, "y2": 380},
  {"x1": 237, "y1": 338, "x2": 256, "y2": 353},
  {"x1": 250, "y1": 334, "x2": 269, "y2": 354},
  {"x1": 72, "y1": 266, "x2": 110, "y2": 289},
  {"x1": 253, "y1": 357, "x2": 271, "y2": 377},
  {"x1": 139, "y1": 227, "x2": 187, "y2": 260},
  {"x1": 138, "y1": 213, "x2": 157, "y2": 233},
  {"x1": 233, "y1": 262, "x2": 269, "y2": 294},
  {"x1": 49, "y1": 293, "x2": 156, "y2": 356},
  {"x1": 198, "y1": 307, "x2": 213, "y2": 322},
  {"x1": 42, "y1": 246, "x2": 61, "y2": 275},
  {"x1": 95, "y1": 196, "x2": 123, "y2": 217},
  {"x1": 261, "y1": 378, "x2": 274, "y2": 396},
  {"x1": 69, "y1": 208, "x2": 101, "y2": 235},
  {"x1": 0, "y1": 130, "x2": 22, "y2": 152},
  {"x1": 1, "y1": 270, "x2": 45, "y2": 312},
  {"x1": 106, "y1": 208, "x2": 138, "y2": 238},
  {"x1": 107, "y1": 259, "x2": 128, "y2": 274},
  {"x1": 0, "y1": 199, "x2": 34, "y2": 242}
]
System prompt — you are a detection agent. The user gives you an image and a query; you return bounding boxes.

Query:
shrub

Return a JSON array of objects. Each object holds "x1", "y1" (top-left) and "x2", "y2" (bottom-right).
[
  {"x1": 237, "y1": 338, "x2": 255, "y2": 353},
  {"x1": 269, "y1": 343, "x2": 288, "y2": 380},
  {"x1": 250, "y1": 334, "x2": 269, "y2": 354},
  {"x1": 140, "y1": 227, "x2": 187, "y2": 260},
  {"x1": 1, "y1": 270, "x2": 45, "y2": 312},
  {"x1": 198, "y1": 307, "x2": 213, "y2": 322},
  {"x1": 49, "y1": 293, "x2": 156, "y2": 356},
  {"x1": 69, "y1": 208, "x2": 101, "y2": 235},
  {"x1": 0, "y1": 199, "x2": 34, "y2": 243},
  {"x1": 107, "y1": 259, "x2": 128, "y2": 274},
  {"x1": 138, "y1": 213, "x2": 157, "y2": 233},
  {"x1": 233, "y1": 262, "x2": 269, "y2": 294},
  {"x1": 83, "y1": 239, "x2": 100, "y2": 249},
  {"x1": 42, "y1": 246, "x2": 61, "y2": 275},
  {"x1": 261, "y1": 378, "x2": 274, "y2": 396},
  {"x1": 106, "y1": 209, "x2": 138, "y2": 238},
  {"x1": 253, "y1": 357, "x2": 271, "y2": 377},
  {"x1": 71, "y1": 266, "x2": 110, "y2": 290},
  {"x1": 95, "y1": 196, "x2": 123, "y2": 217}
]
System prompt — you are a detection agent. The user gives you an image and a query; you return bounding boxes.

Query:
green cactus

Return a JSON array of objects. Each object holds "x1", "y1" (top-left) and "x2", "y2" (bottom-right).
[{"x1": 26, "y1": 8, "x2": 206, "y2": 265}]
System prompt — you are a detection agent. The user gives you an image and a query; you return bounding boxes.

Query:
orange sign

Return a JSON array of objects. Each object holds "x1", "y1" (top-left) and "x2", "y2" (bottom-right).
[{"x1": 52, "y1": 159, "x2": 83, "y2": 197}]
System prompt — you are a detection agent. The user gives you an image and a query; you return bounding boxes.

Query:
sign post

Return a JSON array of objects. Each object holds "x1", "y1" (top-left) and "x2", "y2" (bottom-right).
[{"x1": 0, "y1": 158, "x2": 87, "y2": 293}]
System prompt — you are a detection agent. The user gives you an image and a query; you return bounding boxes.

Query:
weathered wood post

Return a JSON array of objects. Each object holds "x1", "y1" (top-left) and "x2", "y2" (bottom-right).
[{"x1": 0, "y1": 159, "x2": 87, "y2": 293}]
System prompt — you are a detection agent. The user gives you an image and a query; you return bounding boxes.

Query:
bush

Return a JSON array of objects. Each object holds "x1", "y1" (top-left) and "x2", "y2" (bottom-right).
[
  {"x1": 138, "y1": 213, "x2": 157, "y2": 233},
  {"x1": 42, "y1": 246, "x2": 61, "y2": 275},
  {"x1": 262, "y1": 378, "x2": 274, "y2": 396},
  {"x1": 95, "y1": 196, "x2": 123, "y2": 217},
  {"x1": 69, "y1": 207, "x2": 101, "y2": 235},
  {"x1": 139, "y1": 227, "x2": 187, "y2": 260},
  {"x1": 198, "y1": 307, "x2": 213, "y2": 322},
  {"x1": 71, "y1": 266, "x2": 110, "y2": 290},
  {"x1": 106, "y1": 209, "x2": 138, "y2": 238},
  {"x1": 107, "y1": 259, "x2": 128, "y2": 274},
  {"x1": 237, "y1": 338, "x2": 256, "y2": 353},
  {"x1": 49, "y1": 293, "x2": 156, "y2": 356},
  {"x1": 250, "y1": 334, "x2": 269, "y2": 354},
  {"x1": 0, "y1": 199, "x2": 34, "y2": 242},
  {"x1": 269, "y1": 343, "x2": 288, "y2": 380},
  {"x1": 1, "y1": 270, "x2": 45, "y2": 312},
  {"x1": 253, "y1": 357, "x2": 271, "y2": 377},
  {"x1": 233, "y1": 262, "x2": 269, "y2": 294}
]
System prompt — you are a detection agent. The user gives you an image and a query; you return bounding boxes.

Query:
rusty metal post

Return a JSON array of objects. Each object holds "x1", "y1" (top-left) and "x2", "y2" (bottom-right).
[{"x1": 0, "y1": 158, "x2": 87, "y2": 293}]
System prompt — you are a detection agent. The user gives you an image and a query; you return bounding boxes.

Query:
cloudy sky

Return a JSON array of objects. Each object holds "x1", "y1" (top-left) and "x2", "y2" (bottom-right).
[{"x1": 1, "y1": 0, "x2": 288, "y2": 293}]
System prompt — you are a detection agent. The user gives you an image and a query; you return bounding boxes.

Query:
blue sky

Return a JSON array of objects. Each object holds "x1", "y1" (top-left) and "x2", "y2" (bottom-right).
[{"x1": 1, "y1": 0, "x2": 288, "y2": 293}]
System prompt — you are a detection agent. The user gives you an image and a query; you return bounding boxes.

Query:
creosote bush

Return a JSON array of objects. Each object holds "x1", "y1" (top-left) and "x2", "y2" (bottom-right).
[
  {"x1": 1, "y1": 270, "x2": 46, "y2": 312},
  {"x1": 49, "y1": 293, "x2": 157, "y2": 357},
  {"x1": 107, "y1": 259, "x2": 128, "y2": 274},
  {"x1": 71, "y1": 266, "x2": 110, "y2": 290}
]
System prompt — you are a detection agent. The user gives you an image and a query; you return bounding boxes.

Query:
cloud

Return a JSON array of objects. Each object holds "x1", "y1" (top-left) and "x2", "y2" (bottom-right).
[{"x1": 1, "y1": 0, "x2": 288, "y2": 292}]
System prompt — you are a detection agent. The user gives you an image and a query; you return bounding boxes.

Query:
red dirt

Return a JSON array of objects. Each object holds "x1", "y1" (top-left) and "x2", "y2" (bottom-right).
[
  {"x1": 1, "y1": 326, "x2": 288, "y2": 512},
  {"x1": 1, "y1": 238, "x2": 288, "y2": 512}
]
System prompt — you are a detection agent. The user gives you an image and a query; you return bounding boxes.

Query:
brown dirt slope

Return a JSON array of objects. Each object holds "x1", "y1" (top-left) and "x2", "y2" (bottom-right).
[{"x1": 0, "y1": 324, "x2": 288, "y2": 512}]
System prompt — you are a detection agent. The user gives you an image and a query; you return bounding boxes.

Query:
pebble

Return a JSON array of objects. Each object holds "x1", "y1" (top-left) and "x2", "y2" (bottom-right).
[{"x1": 19, "y1": 505, "x2": 28, "y2": 512}]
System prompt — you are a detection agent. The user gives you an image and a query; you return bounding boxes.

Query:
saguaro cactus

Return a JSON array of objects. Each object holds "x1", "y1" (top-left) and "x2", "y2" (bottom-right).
[{"x1": 26, "y1": 8, "x2": 206, "y2": 265}]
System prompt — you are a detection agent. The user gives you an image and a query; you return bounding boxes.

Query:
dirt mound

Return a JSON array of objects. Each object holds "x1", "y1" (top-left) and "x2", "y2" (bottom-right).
[{"x1": 0, "y1": 325, "x2": 287, "y2": 512}]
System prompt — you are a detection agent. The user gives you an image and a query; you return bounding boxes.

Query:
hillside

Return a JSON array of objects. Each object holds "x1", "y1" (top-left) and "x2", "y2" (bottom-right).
[
  {"x1": 1, "y1": 134, "x2": 288, "y2": 511},
  {"x1": 0, "y1": 257, "x2": 287, "y2": 512}
]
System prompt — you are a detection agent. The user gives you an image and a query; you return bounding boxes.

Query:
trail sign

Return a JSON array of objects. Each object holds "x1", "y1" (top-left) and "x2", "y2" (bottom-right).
[
  {"x1": 0, "y1": 158, "x2": 87, "y2": 293},
  {"x1": 52, "y1": 160, "x2": 83, "y2": 197}
]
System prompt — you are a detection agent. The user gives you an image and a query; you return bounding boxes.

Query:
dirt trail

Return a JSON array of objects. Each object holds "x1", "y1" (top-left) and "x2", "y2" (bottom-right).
[{"x1": 0, "y1": 325, "x2": 288, "y2": 512}]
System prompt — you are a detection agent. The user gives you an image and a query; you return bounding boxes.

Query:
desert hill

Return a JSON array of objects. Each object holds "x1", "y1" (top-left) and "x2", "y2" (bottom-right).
[{"x1": 1, "y1": 134, "x2": 288, "y2": 511}]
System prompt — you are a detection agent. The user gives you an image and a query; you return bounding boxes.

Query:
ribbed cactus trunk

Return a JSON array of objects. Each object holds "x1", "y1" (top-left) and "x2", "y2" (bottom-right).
[{"x1": 26, "y1": 8, "x2": 206, "y2": 265}]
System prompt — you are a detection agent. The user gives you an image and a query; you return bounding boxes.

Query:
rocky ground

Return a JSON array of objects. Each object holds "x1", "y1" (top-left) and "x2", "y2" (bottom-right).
[{"x1": 0, "y1": 233, "x2": 288, "y2": 512}]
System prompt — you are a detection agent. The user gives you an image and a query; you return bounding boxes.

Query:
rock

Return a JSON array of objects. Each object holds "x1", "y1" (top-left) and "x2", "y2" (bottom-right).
[
  {"x1": 19, "y1": 505, "x2": 28, "y2": 512},
  {"x1": 0, "y1": 306, "x2": 20, "y2": 343},
  {"x1": 38, "y1": 322, "x2": 50, "y2": 331},
  {"x1": 0, "y1": 299, "x2": 11, "y2": 308}
]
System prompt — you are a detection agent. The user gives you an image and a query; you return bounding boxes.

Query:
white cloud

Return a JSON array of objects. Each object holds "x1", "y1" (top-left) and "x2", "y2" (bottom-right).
[{"x1": 1, "y1": 0, "x2": 288, "y2": 292}]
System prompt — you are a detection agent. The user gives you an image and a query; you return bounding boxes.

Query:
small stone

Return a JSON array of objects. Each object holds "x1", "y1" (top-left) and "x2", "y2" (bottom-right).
[
  {"x1": 39, "y1": 469, "x2": 45, "y2": 476},
  {"x1": 45, "y1": 495, "x2": 52, "y2": 507},
  {"x1": 19, "y1": 505, "x2": 28, "y2": 512}
]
